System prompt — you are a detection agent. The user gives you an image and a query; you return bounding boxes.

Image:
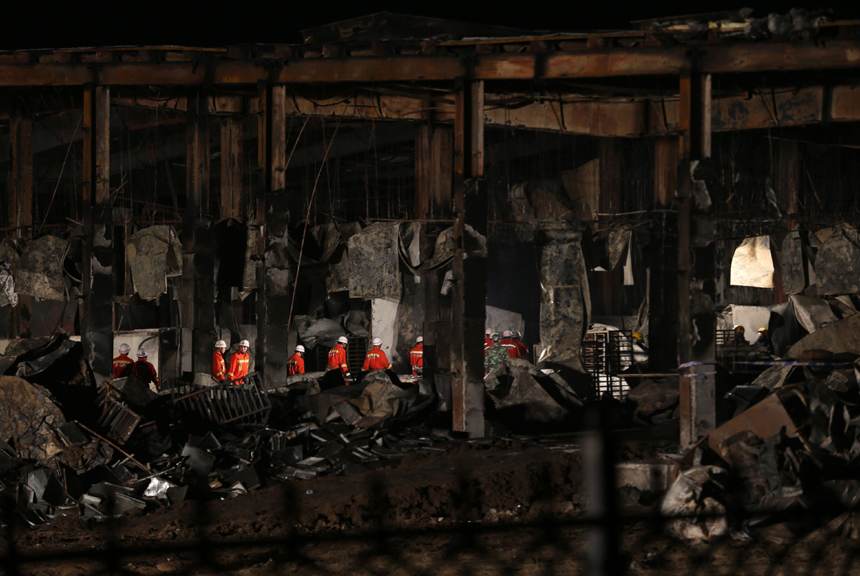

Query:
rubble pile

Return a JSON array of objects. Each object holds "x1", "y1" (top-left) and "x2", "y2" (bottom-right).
[
  {"x1": 0, "y1": 336, "x2": 475, "y2": 525},
  {"x1": 664, "y1": 358, "x2": 860, "y2": 542}
]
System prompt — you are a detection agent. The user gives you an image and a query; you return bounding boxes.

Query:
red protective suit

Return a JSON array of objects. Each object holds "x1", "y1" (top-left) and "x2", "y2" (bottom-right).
[
  {"x1": 514, "y1": 339, "x2": 529, "y2": 360},
  {"x1": 362, "y1": 347, "x2": 392, "y2": 371},
  {"x1": 112, "y1": 354, "x2": 134, "y2": 379},
  {"x1": 227, "y1": 351, "x2": 250, "y2": 384},
  {"x1": 500, "y1": 338, "x2": 521, "y2": 359},
  {"x1": 484, "y1": 337, "x2": 493, "y2": 355},
  {"x1": 212, "y1": 351, "x2": 227, "y2": 382},
  {"x1": 134, "y1": 359, "x2": 160, "y2": 389},
  {"x1": 288, "y1": 353, "x2": 305, "y2": 376},
  {"x1": 327, "y1": 344, "x2": 351, "y2": 377},
  {"x1": 409, "y1": 343, "x2": 423, "y2": 377}
]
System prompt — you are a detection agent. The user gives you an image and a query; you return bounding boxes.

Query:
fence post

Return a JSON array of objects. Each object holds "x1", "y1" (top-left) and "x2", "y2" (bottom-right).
[{"x1": 584, "y1": 404, "x2": 620, "y2": 576}]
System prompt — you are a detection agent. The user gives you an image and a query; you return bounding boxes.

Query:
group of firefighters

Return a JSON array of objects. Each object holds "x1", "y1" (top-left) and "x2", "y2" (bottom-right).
[
  {"x1": 483, "y1": 329, "x2": 529, "y2": 375},
  {"x1": 286, "y1": 335, "x2": 421, "y2": 386},
  {"x1": 122, "y1": 324, "x2": 760, "y2": 388},
  {"x1": 731, "y1": 324, "x2": 774, "y2": 355},
  {"x1": 111, "y1": 339, "x2": 252, "y2": 390},
  {"x1": 114, "y1": 328, "x2": 532, "y2": 389},
  {"x1": 483, "y1": 329, "x2": 529, "y2": 359},
  {"x1": 110, "y1": 344, "x2": 160, "y2": 389}
]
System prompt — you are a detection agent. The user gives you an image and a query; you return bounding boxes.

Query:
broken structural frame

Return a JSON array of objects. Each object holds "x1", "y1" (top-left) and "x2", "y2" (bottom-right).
[{"x1": 7, "y1": 27, "x2": 852, "y2": 442}]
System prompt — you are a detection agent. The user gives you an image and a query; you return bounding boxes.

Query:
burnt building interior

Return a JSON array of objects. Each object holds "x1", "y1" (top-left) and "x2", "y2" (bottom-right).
[{"x1": 3, "y1": 8, "x2": 860, "y2": 573}]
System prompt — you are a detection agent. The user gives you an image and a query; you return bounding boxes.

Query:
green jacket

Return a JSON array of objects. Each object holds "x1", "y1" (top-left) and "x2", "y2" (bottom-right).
[{"x1": 484, "y1": 344, "x2": 508, "y2": 374}]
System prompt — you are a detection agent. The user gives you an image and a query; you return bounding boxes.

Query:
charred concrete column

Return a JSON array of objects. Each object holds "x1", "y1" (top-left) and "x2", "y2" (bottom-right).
[
  {"x1": 415, "y1": 118, "x2": 453, "y2": 386},
  {"x1": 594, "y1": 138, "x2": 624, "y2": 316},
  {"x1": 649, "y1": 137, "x2": 679, "y2": 371},
  {"x1": 254, "y1": 84, "x2": 290, "y2": 387},
  {"x1": 220, "y1": 116, "x2": 244, "y2": 221},
  {"x1": 81, "y1": 85, "x2": 113, "y2": 384},
  {"x1": 773, "y1": 139, "x2": 801, "y2": 303},
  {"x1": 451, "y1": 79, "x2": 486, "y2": 437},
  {"x1": 179, "y1": 89, "x2": 215, "y2": 376},
  {"x1": 678, "y1": 73, "x2": 716, "y2": 447},
  {"x1": 7, "y1": 111, "x2": 33, "y2": 337}
]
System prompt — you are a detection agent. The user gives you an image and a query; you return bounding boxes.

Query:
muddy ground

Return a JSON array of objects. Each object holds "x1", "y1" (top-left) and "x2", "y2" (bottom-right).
[{"x1": 7, "y1": 439, "x2": 860, "y2": 575}]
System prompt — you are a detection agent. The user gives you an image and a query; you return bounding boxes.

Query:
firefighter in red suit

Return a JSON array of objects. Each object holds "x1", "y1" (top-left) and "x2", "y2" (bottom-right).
[
  {"x1": 484, "y1": 329, "x2": 494, "y2": 355},
  {"x1": 212, "y1": 340, "x2": 228, "y2": 382},
  {"x1": 112, "y1": 343, "x2": 134, "y2": 379},
  {"x1": 327, "y1": 336, "x2": 352, "y2": 384},
  {"x1": 500, "y1": 330, "x2": 522, "y2": 359},
  {"x1": 409, "y1": 336, "x2": 424, "y2": 377},
  {"x1": 513, "y1": 331, "x2": 529, "y2": 360},
  {"x1": 227, "y1": 339, "x2": 251, "y2": 385},
  {"x1": 363, "y1": 337, "x2": 393, "y2": 371},
  {"x1": 134, "y1": 348, "x2": 160, "y2": 390},
  {"x1": 288, "y1": 345, "x2": 306, "y2": 376}
]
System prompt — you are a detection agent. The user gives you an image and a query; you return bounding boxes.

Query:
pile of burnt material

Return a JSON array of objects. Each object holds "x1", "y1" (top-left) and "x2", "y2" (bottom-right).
[
  {"x1": 663, "y1": 356, "x2": 860, "y2": 542},
  {"x1": 0, "y1": 335, "x2": 463, "y2": 525}
]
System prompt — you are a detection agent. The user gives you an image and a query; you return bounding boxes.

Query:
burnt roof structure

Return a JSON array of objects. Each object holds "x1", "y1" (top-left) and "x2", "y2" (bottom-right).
[{"x1": 2, "y1": 10, "x2": 860, "y2": 444}]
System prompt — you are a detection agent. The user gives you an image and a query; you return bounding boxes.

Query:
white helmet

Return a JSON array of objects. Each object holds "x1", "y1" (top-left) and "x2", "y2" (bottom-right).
[
  {"x1": 416, "y1": 336, "x2": 423, "y2": 343},
  {"x1": 485, "y1": 329, "x2": 492, "y2": 336},
  {"x1": 295, "y1": 345, "x2": 305, "y2": 353},
  {"x1": 137, "y1": 349, "x2": 148, "y2": 358},
  {"x1": 215, "y1": 340, "x2": 227, "y2": 349},
  {"x1": 239, "y1": 339, "x2": 250, "y2": 347},
  {"x1": 119, "y1": 343, "x2": 130, "y2": 354},
  {"x1": 372, "y1": 337, "x2": 382, "y2": 346},
  {"x1": 503, "y1": 330, "x2": 513, "y2": 338},
  {"x1": 513, "y1": 331, "x2": 521, "y2": 339},
  {"x1": 337, "y1": 336, "x2": 348, "y2": 345}
]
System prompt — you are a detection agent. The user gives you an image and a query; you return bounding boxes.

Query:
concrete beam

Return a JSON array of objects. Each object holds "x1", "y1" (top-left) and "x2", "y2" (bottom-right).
[{"x1": 678, "y1": 74, "x2": 716, "y2": 448}]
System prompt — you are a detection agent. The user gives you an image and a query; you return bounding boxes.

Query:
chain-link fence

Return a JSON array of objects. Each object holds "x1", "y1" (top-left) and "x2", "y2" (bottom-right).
[{"x1": 5, "y1": 413, "x2": 860, "y2": 576}]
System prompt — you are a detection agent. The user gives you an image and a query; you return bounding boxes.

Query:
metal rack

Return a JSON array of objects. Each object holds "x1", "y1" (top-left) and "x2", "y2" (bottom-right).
[
  {"x1": 172, "y1": 373, "x2": 271, "y2": 427},
  {"x1": 581, "y1": 329, "x2": 633, "y2": 400},
  {"x1": 96, "y1": 390, "x2": 142, "y2": 446}
]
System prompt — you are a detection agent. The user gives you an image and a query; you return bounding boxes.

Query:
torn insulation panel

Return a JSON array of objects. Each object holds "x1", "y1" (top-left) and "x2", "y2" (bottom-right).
[
  {"x1": 536, "y1": 226, "x2": 590, "y2": 373},
  {"x1": 730, "y1": 236, "x2": 774, "y2": 289},
  {"x1": 815, "y1": 225, "x2": 860, "y2": 295},
  {"x1": 608, "y1": 227, "x2": 631, "y2": 271},
  {"x1": 348, "y1": 222, "x2": 401, "y2": 300},
  {"x1": 126, "y1": 226, "x2": 182, "y2": 301},
  {"x1": 15, "y1": 236, "x2": 67, "y2": 301}
]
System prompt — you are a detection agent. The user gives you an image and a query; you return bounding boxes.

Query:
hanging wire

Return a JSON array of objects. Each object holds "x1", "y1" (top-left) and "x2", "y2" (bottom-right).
[
  {"x1": 286, "y1": 119, "x2": 342, "y2": 336},
  {"x1": 38, "y1": 116, "x2": 81, "y2": 234}
]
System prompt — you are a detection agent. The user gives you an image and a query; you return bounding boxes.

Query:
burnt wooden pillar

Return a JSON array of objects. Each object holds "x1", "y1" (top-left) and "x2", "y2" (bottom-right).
[
  {"x1": 773, "y1": 139, "x2": 800, "y2": 304},
  {"x1": 181, "y1": 88, "x2": 215, "y2": 375},
  {"x1": 255, "y1": 84, "x2": 290, "y2": 387},
  {"x1": 776, "y1": 140, "x2": 800, "y2": 222},
  {"x1": 594, "y1": 138, "x2": 624, "y2": 315},
  {"x1": 678, "y1": 73, "x2": 716, "y2": 447},
  {"x1": 7, "y1": 112, "x2": 33, "y2": 337},
  {"x1": 220, "y1": 116, "x2": 244, "y2": 221},
  {"x1": 451, "y1": 79, "x2": 486, "y2": 437},
  {"x1": 81, "y1": 85, "x2": 113, "y2": 384},
  {"x1": 416, "y1": 118, "x2": 454, "y2": 385},
  {"x1": 648, "y1": 137, "x2": 679, "y2": 371}
]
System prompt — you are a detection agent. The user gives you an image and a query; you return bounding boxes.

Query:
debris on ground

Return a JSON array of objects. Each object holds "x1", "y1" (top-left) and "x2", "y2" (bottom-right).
[{"x1": 664, "y1": 354, "x2": 860, "y2": 542}]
